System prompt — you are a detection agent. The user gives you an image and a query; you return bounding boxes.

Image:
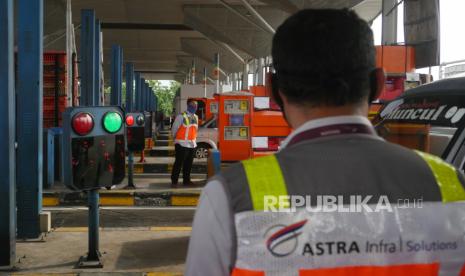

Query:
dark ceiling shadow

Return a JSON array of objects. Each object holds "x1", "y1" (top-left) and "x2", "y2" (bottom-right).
[{"x1": 115, "y1": 236, "x2": 189, "y2": 270}]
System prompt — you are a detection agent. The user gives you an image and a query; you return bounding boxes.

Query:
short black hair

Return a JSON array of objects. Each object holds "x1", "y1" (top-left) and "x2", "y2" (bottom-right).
[
  {"x1": 272, "y1": 9, "x2": 376, "y2": 107},
  {"x1": 187, "y1": 99, "x2": 197, "y2": 105}
]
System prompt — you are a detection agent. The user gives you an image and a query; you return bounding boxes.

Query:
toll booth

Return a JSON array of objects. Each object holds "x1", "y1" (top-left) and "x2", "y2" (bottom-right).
[
  {"x1": 217, "y1": 92, "x2": 253, "y2": 161},
  {"x1": 249, "y1": 85, "x2": 292, "y2": 158},
  {"x1": 62, "y1": 106, "x2": 126, "y2": 190},
  {"x1": 189, "y1": 97, "x2": 218, "y2": 125}
]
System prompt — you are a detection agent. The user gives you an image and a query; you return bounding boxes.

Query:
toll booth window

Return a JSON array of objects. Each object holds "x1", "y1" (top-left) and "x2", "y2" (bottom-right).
[
  {"x1": 196, "y1": 101, "x2": 206, "y2": 121},
  {"x1": 209, "y1": 118, "x2": 217, "y2": 128},
  {"x1": 200, "y1": 117, "x2": 217, "y2": 128},
  {"x1": 376, "y1": 122, "x2": 457, "y2": 158},
  {"x1": 230, "y1": 115, "x2": 244, "y2": 126}
]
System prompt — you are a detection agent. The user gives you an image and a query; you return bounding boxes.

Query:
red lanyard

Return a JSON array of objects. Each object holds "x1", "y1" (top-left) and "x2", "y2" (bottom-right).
[{"x1": 287, "y1": 123, "x2": 376, "y2": 147}]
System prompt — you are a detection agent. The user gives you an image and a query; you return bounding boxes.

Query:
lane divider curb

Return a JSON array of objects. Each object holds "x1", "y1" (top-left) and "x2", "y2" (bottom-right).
[
  {"x1": 42, "y1": 191, "x2": 201, "y2": 208},
  {"x1": 53, "y1": 226, "x2": 192, "y2": 232}
]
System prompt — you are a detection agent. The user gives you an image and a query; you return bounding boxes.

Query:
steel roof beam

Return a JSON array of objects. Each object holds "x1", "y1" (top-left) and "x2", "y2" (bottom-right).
[
  {"x1": 101, "y1": 23, "x2": 193, "y2": 31},
  {"x1": 239, "y1": 0, "x2": 276, "y2": 34}
]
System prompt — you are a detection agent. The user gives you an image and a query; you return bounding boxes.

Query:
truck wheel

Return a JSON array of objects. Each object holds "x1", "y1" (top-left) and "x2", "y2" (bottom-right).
[{"x1": 195, "y1": 144, "x2": 210, "y2": 159}]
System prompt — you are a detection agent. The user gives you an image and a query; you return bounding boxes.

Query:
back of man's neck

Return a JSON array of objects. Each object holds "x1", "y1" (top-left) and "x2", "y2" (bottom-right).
[{"x1": 286, "y1": 104, "x2": 368, "y2": 129}]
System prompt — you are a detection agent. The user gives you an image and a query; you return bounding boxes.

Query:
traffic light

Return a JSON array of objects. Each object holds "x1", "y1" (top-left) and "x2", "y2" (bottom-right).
[
  {"x1": 126, "y1": 112, "x2": 145, "y2": 151},
  {"x1": 63, "y1": 106, "x2": 126, "y2": 190}
]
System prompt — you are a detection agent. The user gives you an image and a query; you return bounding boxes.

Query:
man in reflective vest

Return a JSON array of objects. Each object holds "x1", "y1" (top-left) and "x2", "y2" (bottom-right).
[
  {"x1": 171, "y1": 99, "x2": 198, "y2": 187},
  {"x1": 185, "y1": 9, "x2": 465, "y2": 276}
]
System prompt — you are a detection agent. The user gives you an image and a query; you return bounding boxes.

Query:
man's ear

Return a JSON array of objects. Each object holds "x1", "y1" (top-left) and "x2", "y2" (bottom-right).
[
  {"x1": 369, "y1": 68, "x2": 385, "y2": 102},
  {"x1": 278, "y1": 90, "x2": 288, "y2": 106}
]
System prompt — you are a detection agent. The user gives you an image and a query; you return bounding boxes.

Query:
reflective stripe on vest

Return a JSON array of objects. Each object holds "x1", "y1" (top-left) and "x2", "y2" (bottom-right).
[
  {"x1": 243, "y1": 151, "x2": 465, "y2": 210},
  {"x1": 414, "y1": 150, "x2": 465, "y2": 202},
  {"x1": 243, "y1": 155, "x2": 289, "y2": 211}
]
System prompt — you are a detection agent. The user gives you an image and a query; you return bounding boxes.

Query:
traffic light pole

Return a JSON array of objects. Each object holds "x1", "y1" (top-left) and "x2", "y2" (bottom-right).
[
  {"x1": 77, "y1": 9, "x2": 103, "y2": 268},
  {"x1": 77, "y1": 189, "x2": 102, "y2": 268},
  {"x1": 125, "y1": 63, "x2": 136, "y2": 189}
]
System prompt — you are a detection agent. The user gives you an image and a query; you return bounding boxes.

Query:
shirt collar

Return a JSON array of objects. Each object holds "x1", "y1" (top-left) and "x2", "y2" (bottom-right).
[{"x1": 280, "y1": 115, "x2": 376, "y2": 149}]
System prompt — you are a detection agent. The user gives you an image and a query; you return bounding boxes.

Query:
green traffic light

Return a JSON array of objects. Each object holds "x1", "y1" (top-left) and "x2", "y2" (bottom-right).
[{"x1": 103, "y1": 112, "x2": 123, "y2": 133}]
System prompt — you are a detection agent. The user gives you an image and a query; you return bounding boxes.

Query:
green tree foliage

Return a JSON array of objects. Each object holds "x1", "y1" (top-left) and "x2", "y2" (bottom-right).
[
  {"x1": 147, "y1": 80, "x2": 179, "y2": 116},
  {"x1": 104, "y1": 80, "x2": 178, "y2": 116},
  {"x1": 104, "y1": 82, "x2": 126, "y2": 103}
]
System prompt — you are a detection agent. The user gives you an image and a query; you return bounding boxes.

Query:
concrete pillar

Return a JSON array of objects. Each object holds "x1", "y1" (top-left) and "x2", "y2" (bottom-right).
[
  {"x1": 257, "y1": 58, "x2": 265, "y2": 85},
  {"x1": 214, "y1": 53, "x2": 220, "y2": 93},
  {"x1": 191, "y1": 59, "x2": 196, "y2": 85},
  {"x1": 241, "y1": 63, "x2": 249, "y2": 91}
]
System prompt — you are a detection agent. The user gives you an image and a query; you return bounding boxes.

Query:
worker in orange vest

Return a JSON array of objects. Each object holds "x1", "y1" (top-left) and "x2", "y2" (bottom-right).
[
  {"x1": 185, "y1": 9, "x2": 465, "y2": 275},
  {"x1": 171, "y1": 99, "x2": 198, "y2": 187}
]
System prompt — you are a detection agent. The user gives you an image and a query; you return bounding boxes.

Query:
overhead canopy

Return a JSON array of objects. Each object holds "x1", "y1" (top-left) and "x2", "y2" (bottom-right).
[{"x1": 42, "y1": 0, "x2": 445, "y2": 82}]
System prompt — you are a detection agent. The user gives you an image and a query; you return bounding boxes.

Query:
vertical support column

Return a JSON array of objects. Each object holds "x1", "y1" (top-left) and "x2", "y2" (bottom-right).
[
  {"x1": 203, "y1": 67, "x2": 207, "y2": 97},
  {"x1": 141, "y1": 78, "x2": 146, "y2": 111},
  {"x1": 110, "y1": 45, "x2": 123, "y2": 106},
  {"x1": 94, "y1": 20, "x2": 102, "y2": 105},
  {"x1": 232, "y1": 73, "x2": 237, "y2": 91},
  {"x1": 382, "y1": 0, "x2": 397, "y2": 45},
  {"x1": 145, "y1": 83, "x2": 149, "y2": 111},
  {"x1": 252, "y1": 59, "x2": 258, "y2": 86},
  {"x1": 242, "y1": 62, "x2": 249, "y2": 91},
  {"x1": 66, "y1": 0, "x2": 73, "y2": 107},
  {"x1": 0, "y1": 0, "x2": 16, "y2": 267},
  {"x1": 214, "y1": 53, "x2": 220, "y2": 94},
  {"x1": 125, "y1": 63, "x2": 134, "y2": 112},
  {"x1": 135, "y1": 73, "x2": 141, "y2": 111},
  {"x1": 125, "y1": 63, "x2": 135, "y2": 189},
  {"x1": 191, "y1": 60, "x2": 196, "y2": 85},
  {"x1": 147, "y1": 84, "x2": 153, "y2": 112},
  {"x1": 142, "y1": 83, "x2": 146, "y2": 111},
  {"x1": 17, "y1": 0, "x2": 43, "y2": 239},
  {"x1": 80, "y1": 10, "x2": 96, "y2": 106},
  {"x1": 257, "y1": 58, "x2": 264, "y2": 86}
]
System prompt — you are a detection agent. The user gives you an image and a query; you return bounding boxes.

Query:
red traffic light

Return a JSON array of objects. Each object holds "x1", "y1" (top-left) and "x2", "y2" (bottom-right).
[
  {"x1": 126, "y1": 115, "x2": 134, "y2": 126},
  {"x1": 72, "y1": 112, "x2": 94, "y2": 136}
]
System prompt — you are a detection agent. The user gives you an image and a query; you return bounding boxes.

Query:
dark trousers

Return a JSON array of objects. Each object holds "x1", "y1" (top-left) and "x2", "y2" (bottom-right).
[{"x1": 171, "y1": 144, "x2": 195, "y2": 184}]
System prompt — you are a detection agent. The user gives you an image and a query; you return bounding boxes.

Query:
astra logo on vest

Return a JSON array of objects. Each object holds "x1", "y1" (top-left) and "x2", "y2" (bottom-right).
[{"x1": 265, "y1": 220, "x2": 307, "y2": 257}]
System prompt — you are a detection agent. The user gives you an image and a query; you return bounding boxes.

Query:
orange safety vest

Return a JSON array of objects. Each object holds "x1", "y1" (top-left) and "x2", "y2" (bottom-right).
[
  {"x1": 231, "y1": 152, "x2": 465, "y2": 276},
  {"x1": 175, "y1": 112, "x2": 198, "y2": 142}
]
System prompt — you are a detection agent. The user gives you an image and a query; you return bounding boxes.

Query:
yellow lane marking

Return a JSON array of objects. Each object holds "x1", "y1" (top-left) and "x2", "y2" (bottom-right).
[
  {"x1": 43, "y1": 196, "x2": 59, "y2": 207},
  {"x1": 54, "y1": 227, "x2": 90, "y2": 232},
  {"x1": 54, "y1": 227, "x2": 191, "y2": 233},
  {"x1": 11, "y1": 273, "x2": 79, "y2": 276},
  {"x1": 99, "y1": 194, "x2": 135, "y2": 206},
  {"x1": 167, "y1": 163, "x2": 173, "y2": 172},
  {"x1": 134, "y1": 163, "x2": 144, "y2": 173},
  {"x1": 150, "y1": 226, "x2": 192, "y2": 232},
  {"x1": 145, "y1": 273, "x2": 182, "y2": 276},
  {"x1": 171, "y1": 196, "x2": 199, "y2": 206}
]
